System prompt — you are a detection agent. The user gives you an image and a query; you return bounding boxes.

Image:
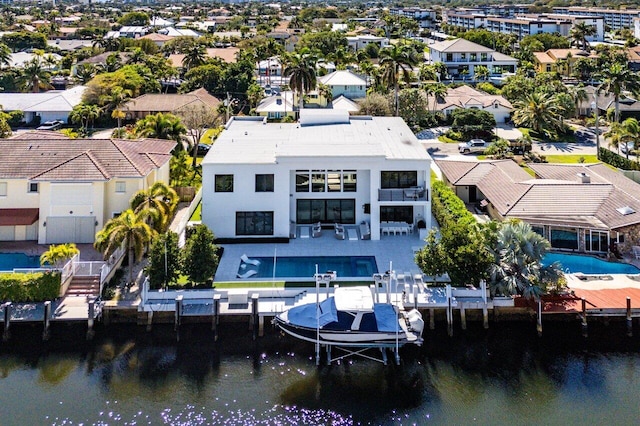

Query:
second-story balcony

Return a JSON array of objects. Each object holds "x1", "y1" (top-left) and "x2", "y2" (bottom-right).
[{"x1": 378, "y1": 187, "x2": 428, "y2": 202}]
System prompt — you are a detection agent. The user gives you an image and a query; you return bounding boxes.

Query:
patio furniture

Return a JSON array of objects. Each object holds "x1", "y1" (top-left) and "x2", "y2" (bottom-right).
[
  {"x1": 240, "y1": 254, "x2": 260, "y2": 266},
  {"x1": 299, "y1": 226, "x2": 310, "y2": 239},
  {"x1": 334, "y1": 223, "x2": 345, "y2": 240},
  {"x1": 347, "y1": 227, "x2": 358, "y2": 241},
  {"x1": 413, "y1": 273, "x2": 426, "y2": 293},
  {"x1": 312, "y1": 222, "x2": 322, "y2": 237},
  {"x1": 359, "y1": 221, "x2": 371, "y2": 240},
  {"x1": 237, "y1": 269, "x2": 257, "y2": 279},
  {"x1": 289, "y1": 221, "x2": 296, "y2": 239},
  {"x1": 634, "y1": 246, "x2": 640, "y2": 259}
]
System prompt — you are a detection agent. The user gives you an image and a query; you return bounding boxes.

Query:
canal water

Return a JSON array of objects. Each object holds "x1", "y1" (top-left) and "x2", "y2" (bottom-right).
[{"x1": 1, "y1": 321, "x2": 639, "y2": 425}]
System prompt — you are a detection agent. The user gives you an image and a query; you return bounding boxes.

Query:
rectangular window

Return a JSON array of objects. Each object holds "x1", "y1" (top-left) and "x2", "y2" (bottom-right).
[
  {"x1": 327, "y1": 171, "x2": 341, "y2": 192},
  {"x1": 380, "y1": 206, "x2": 413, "y2": 223},
  {"x1": 481, "y1": 53, "x2": 488, "y2": 61},
  {"x1": 550, "y1": 228, "x2": 578, "y2": 250},
  {"x1": 446, "y1": 53, "x2": 453, "y2": 61},
  {"x1": 115, "y1": 181, "x2": 126, "y2": 193},
  {"x1": 381, "y1": 171, "x2": 417, "y2": 189},
  {"x1": 343, "y1": 171, "x2": 357, "y2": 192},
  {"x1": 311, "y1": 171, "x2": 325, "y2": 192},
  {"x1": 460, "y1": 53, "x2": 466, "y2": 60},
  {"x1": 28, "y1": 182, "x2": 39, "y2": 193},
  {"x1": 0, "y1": 182, "x2": 6, "y2": 196},
  {"x1": 296, "y1": 170, "x2": 309, "y2": 192},
  {"x1": 296, "y1": 199, "x2": 356, "y2": 224},
  {"x1": 215, "y1": 174, "x2": 233, "y2": 192},
  {"x1": 255, "y1": 174, "x2": 274, "y2": 192},
  {"x1": 470, "y1": 53, "x2": 477, "y2": 61},
  {"x1": 236, "y1": 211, "x2": 274, "y2": 235}
]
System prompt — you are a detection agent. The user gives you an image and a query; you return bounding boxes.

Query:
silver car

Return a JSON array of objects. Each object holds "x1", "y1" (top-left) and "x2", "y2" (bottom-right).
[{"x1": 458, "y1": 139, "x2": 489, "y2": 154}]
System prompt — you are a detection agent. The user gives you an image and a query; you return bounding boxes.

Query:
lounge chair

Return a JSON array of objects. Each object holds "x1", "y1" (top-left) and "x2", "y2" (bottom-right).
[
  {"x1": 413, "y1": 273, "x2": 426, "y2": 293},
  {"x1": 633, "y1": 246, "x2": 640, "y2": 260},
  {"x1": 237, "y1": 269, "x2": 257, "y2": 279},
  {"x1": 312, "y1": 222, "x2": 322, "y2": 238},
  {"x1": 240, "y1": 254, "x2": 260, "y2": 266},
  {"x1": 334, "y1": 223, "x2": 345, "y2": 240}
]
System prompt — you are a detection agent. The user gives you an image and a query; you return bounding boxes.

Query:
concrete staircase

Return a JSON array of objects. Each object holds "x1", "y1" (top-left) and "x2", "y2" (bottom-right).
[{"x1": 65, "y1": 276, "x2": 101, "y2": 298}]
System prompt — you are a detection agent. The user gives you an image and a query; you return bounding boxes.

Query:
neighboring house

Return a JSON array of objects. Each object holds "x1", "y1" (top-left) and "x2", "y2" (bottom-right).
[
  {"x1": 202, "y1": 110, "x2": 432, "y2": 241},
  {"x1": 532, "y1": 49, "x2": 596, "y2": 74},
  {"x1": 139, "y1": 33, "x2": 173, "y2": 48},
  {"x1": 317, "y1": 70, "x2": 367, "y2": 101},
  {"x1": 168, "y1": 47, "x2": 240, "y2": 68},
  {"x1": 0, "y1": 86, "x2": 86, "y2": 124},
  {"x1": 72, "y1": 52, "x2": 131, "y2": 76},
  {"x1": 332, "y1": 95, "x2": 360, "y2": 114},
  {"x1": 8, "y1": 52, "x2": 62, "y2": 69},
  {"x1": 158, "y1": 27, "x2": 200, "y2": 38},
  {"x1": 266, "y1": 31, "x2": 298, "y2": 52},
  {"x1": 427, "y1": 85, "x2": 513, "y2": 123},
  {"x1": 47, "y1": 39, "x2": 94, "y2": 52},
  {"x1": 427, "y1": 38, "x2": 517, "y2": 80},
  {"x1": 346, "y1": 35, "x2": 390, "y2": 51},
  {"x1": 436, "y1": 159, "x2": 640, "y2": 254},
  {"x1": 255, "y1": 92, "x2": 296, "y2": 120},
  {"x1": 0, "y1": 135, "x2": 174, "y2": 244},
  {"x1": 576, "y1": 85, "x2": 640, "y2": 119},
  {"x1": 115, "y1": 26, "x2": 148, "y2": 39},
  {"x1": 122, "y1": 88, "x2": 221, "y2": 120}
]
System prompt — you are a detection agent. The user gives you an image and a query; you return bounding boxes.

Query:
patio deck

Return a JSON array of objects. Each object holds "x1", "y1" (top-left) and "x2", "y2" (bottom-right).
[{"x1": 214, "y1": 223, "x2": 434, "y2": 282}]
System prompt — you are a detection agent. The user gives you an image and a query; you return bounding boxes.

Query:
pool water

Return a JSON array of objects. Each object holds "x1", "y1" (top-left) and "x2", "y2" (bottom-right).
[
  {"x1": 240, "y1": 256, "x2": 378, "y2": 279},
  {"x1": 543, "y1": 252, "x2": 640, "y2": 275},
  {"x1": 0, "y1": 253, "x2": 41, "y2": 271}
]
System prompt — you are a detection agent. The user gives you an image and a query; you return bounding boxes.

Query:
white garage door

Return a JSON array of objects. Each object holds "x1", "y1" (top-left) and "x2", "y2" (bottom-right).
[{"x1": 45, "y1": 216, "x2": 96, "y2": 244}]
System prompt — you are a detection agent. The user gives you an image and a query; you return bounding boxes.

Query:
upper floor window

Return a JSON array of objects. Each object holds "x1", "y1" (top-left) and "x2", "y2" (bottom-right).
[
  {"x1": 381, "y1": 171, "x2": 418, "y2": 189},
  {"x1": 481, "y1": 53, "x2": 488, "y2": 61},
  {"x1": 255, "y1": 174, "x2": 274, "y2": 192},
  {"x1": 28, "y1": 182, "x2": 39, "y2": 193},
  {"x1": 0, "y1": 182, "x2": 6, "y2": 196},
  {"x1": 215, "y1": 174, "x2": 234, "y2": 192},
  {"x1": 446, "y1": 53, "x2": 453, "y2": 61},
  {"x1": 470, "y1": 53, "x2": 477, "y2": 61},
  {"x1": 115, "y1": 181, "x2": 126, "y2": 193}
]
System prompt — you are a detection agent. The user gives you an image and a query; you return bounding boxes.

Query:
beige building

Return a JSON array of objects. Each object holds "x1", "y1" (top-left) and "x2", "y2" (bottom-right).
[{"x1": 0, "y1": 133, "x2": 174, "y2": 244}]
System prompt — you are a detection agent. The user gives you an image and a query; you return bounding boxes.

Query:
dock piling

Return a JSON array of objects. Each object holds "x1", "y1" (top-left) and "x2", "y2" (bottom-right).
[
  {"x1": 3, "y1": 302, "x2": 11, "y2": 341},
  {"x1": 87, "y1": 299, "x2": 95, "y2": 340},
  {"x1": 429, "y1": 308, "x2": 435, "y2": 330},
  {"x1": 413, "y1": 285, "x2": 418, "y2": 310},
  {"x1": 537, "y1": 299, "x2": 543, "y2": 337},
  {"x1": 42, "y1": 301, "x2": 51, "y2": 341},
  {"x1": 175, "y1": 295, "x2": 183, "y2": 342},
  {"x1": 627, "y1": 297, "x2": 633, "y2": 337},
  {"x1": 581, "y1": 298, "x2": 588, "y2": 337},
  {"x1": 251, "y1": 294, "x2": 259, "y2": 340},
  {"x1": 146, "y1": 311, "x2": 153, "y2": 332},
  {"x1": 460, "y1": 302, "x2": 466, "y2": 330},
  {"x1": 446, "y1": 285, "x2": 453, "y2": 337},
  {"x1": 481, "y1": 279, "x2": 489, "y2": 329},
  {"x1": 212, "y1": 294, "x2": 220, "y2": 340}
]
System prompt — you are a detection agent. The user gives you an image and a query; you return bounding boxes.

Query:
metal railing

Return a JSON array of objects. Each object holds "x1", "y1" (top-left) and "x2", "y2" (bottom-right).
[{"x1": 378, "y1": 188, "x2": 428, "y2": 202}]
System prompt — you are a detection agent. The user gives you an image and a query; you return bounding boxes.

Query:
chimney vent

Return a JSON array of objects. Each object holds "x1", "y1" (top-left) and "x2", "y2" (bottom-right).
[{"x1": 577, "y1": 172, "x2": 590, "y2": 184}]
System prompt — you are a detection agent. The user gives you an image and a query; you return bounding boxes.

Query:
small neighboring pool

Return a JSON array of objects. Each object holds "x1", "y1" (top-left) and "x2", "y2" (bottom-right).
[
  {"x1": 0, "y1": 253, "x2": 41, "y2": 271},
  {"x1": 543, "y1": 252, "x2": 640, "y2": 275},
  {"x1": 239, "y1": 256, "x2": 378, "y2": 279}
]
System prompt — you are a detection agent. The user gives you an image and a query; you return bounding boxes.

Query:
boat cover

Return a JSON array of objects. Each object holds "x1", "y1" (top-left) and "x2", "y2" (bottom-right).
[
  {"x1": 288, "y1": 297, "x2": 338, "y2": 328},
  {"x1": 373, "y1": 304, "x2": 399, "y2": 332}
]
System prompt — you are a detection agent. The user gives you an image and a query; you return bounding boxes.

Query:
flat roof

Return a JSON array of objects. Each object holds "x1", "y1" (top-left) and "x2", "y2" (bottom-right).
[{"x1": 204, "y1": 111, "x2": 431, "y2": 165}]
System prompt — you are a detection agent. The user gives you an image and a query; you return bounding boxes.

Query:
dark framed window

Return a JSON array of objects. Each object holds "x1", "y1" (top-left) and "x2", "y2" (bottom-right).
[
  {"x1": 381, "y1": 171, "x2": 417, "y2": 189},
  {"x1": 236, "y1": 211, "x2": 274, "y2": 235},
  {"x1": 312, "y1": 171, "x2": 325, "y2": 192},
  {"x1": 380, "y1": 206, "x2": 413, "y2": 223},
  {"x1": 296, "y1": 171, "x2": 309, "y2": 192},
  {"x1": 215, "y1": 174, "x2": 233, "y2": 192},
  {"x1": 296, "y1": 199, "x2": 356, "y2": 224},
  {"x1": 550, "y1": 228, "x2": 578, "y2": 250},
  {"x1": 28, "y1": 182, "x2": 39, "y2": 193},
  {"x1": 255, "y1": 174, "x2": 274, "y2": 192},
  {"x1": 343, "y1": 171, "x2": 357, "y2": 192}
]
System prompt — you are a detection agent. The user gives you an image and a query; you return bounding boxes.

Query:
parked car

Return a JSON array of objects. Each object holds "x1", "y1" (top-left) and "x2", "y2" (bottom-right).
[
  {"x1": 621, "y1": 142, "x2": 635, "y2": 154},
  {"x1": 196, "y1": 143, "x2": 211, "y2": 156},
  {"x1": 458, "y1": 139, "x2": 489, "y2": 154},
  {"x1": 36, "y1": 120, "x2": 64, "y2": 130}
]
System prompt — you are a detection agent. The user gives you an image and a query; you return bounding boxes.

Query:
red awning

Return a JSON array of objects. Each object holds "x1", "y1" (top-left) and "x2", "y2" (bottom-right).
[{"x1": 0, "y1": 208, "x2": 39, "y2": 226}]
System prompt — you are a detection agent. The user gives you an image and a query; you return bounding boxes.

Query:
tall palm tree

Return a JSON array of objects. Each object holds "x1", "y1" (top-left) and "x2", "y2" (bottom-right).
[
  {"x1": 488, "y1": 220, "x2": 561, "y2": 300},
  {"x1": 135, "y1": 112, "x2": 187, "y2": 143},
  {"x1": 605, "y1": 118, "x2": 639, "y2": 158},
  {"x1": 69, "y1": 103, "x2": 102, "y2": 129},
  {"x1": 283, "y1": 51, "x2": 317, "y2": 111},
  {"x1": 182, "y1": 42, "x2": 206, "y2": 71},
  {"x1": 423, "y1": 82, "x2": 447, "y2": 113},
  {"x1": 19, "y1": 57, "x2": 52, "y2": 93},
  {"x1": 379, "y1": 44, "x2": 419, "y2": 116},
  {"x1": 100, "y1": 86, "x2": 132, "y2": 130},
  {"x1": 129, "y1": 182, "x2": 179, "y2": 233},
  {"x1": 94, "y1": 209, "x2": 155, "y2": 284},
  {"x1": 512, "y1": 92, "x2": 564, "y2": 135},
  {"x1": 596, "y1": 63, "x2": 640, "y2": 123},
  {"x1": 474, "y1": 65, "x2": 489, "y2": 82},
  {"x1": 570, "y1": 22, "x2": 596, "y2": 52},
  {"x1": 317, "y1": 83, "x2": 333, "y2": 105},
  {"x1": 567, "y1": 84, "x2": 588, "y2": 118}
]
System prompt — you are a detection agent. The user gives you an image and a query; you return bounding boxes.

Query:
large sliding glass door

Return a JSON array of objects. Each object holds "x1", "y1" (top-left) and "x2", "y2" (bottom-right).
[
  {"x1": 296, "y1": 199, "x2": 356, "y2": 224},
  {"x1": 586, "y1": 230, "x2": 608, "y2": 253}
]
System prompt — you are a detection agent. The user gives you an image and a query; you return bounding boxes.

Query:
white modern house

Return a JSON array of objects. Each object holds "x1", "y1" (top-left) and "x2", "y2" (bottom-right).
[
  {"x1": 202, "y1": 110, "x2": 432, "y2": 241},
  {"x1": 0, "y1": 86, "x2": 86, "y2": 124},
  {"x1": 346, "y1": 35, "x2": 390, "y2": 51}
]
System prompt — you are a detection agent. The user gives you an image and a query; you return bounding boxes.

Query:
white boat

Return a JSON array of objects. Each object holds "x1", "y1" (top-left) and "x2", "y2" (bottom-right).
[{"x1": 274, "y1": 286, "x2": 425, "y2": 347}]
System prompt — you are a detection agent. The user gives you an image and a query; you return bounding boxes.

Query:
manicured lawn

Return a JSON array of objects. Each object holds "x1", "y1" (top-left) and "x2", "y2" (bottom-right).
[
  {"x1": 438, "y1": 135, "x2": 460, "y2": 144},
  {"x1": 543, "y1": 154, "x2": 598, "y2": 163},
  {"x1": 201, "y1": 127, "x2": 222, "y2": 144}
]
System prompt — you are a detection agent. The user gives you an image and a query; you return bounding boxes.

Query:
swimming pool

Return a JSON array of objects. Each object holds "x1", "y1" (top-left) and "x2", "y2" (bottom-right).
[
  {"x1": 0, "y1": 253, "x2": 41, "y2": 271},
  {"x1": 543, "y1": 252, "x2": 640, "y2": 275},
  {"x1": 239, "y1": 256, "x2": 378, "y2": 279}
]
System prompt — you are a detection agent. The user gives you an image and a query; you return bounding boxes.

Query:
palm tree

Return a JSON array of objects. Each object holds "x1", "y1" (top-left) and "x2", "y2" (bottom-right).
[
  {"x1": 94, "y1": 209, "x2": 155, "y2": 284},
  {"x1": 18, "y1": 57, "x2": 52, "y2": 93},
  {"x1": 317, "y1": 83, "x2": 333, "y2": 105},
  {"x1": 488, "y1": 220, "x2": 561, "y2": 300},
  {"x1": 129, "y1": 182, "x2": 179, "y2": 233},
  {"x1": 596, "y1": 63, "x2": 640, "y2": 123},
  {"x1": 512, "y1": 92, "x2": 564, "y2": 135},
  {"x1": 74, "y1": 63, "x2": 96, "y2": 84},
  {"x1": 605, "y1": 118, "x2": 639, "y2": 158},
  {"x1": 567, "y1": 85, "x2": 588, "y2": 118},
  {"x1": 182, "y1": 42, "x2": 206, "y2": 71},
  {"x1": 283, "y1": 51, "x2": 317, "y2": 111},
  {"x1": 570, "y1": 22, "x2": 596, "y2": 52},
  {"x1": 0, "y1": 42, "x2": 11, "y2": 68},
  {"x1": 135, "y1": 112, "x2": 187, "y2": 143},
  {"x1": 100, "y1": 86, "x2": 132, "y2": 130},
  {"x1": 69, "y1": 103, "x2": 102, "y2": 129},
  {"x1": 474, "y1": 65, "x2": 489, "y2": 82},
  {"x1": 39, "y1": 243, "x2": 79, "y2": 268},
  {"x1": 423, "y1": 82, "x2": 448, "y2": 114},
  {"x1": 379, "y1": 44, "x2": 419, "y2": 116}
]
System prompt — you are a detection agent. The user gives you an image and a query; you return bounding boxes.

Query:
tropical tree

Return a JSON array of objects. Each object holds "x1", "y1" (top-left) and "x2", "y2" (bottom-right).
[
  {"x1": 512, "y1": 92, "x2": 565, "y2": 135},
  {"x1": 145, "y1": 231, "x2": 181, "y2": 289},
  {"x1": 100, "y1": 86, "x2": 132, "y2": 130},
  {"x1": 69, "y1": 103, "x2": 102, "y2": 129},
  {"x1": 182, "y1": 224, "x2": 219, "y2": 285},
  {"x1": 596, "y1": 63, "x2": 640, "y2": 122},
  {"x1": 18, "y1": 57, "x2": 52, "y2": 93},
  {"x1": 40, "y1": 243, "x2": 79, "y2": 267},
  {"x1": 379, "y1": 44, "x2": 419, "y2": 116},
  {"x1": 75, "y1": 63, "x2": 97, "y2": 85},
  {"x1": 567, "y1": 85, "x2": 588, "y2": 118},
  {"x1": 283, "y1": 51, "x2": 317, "y2": 111},
  {"x1": 94, "y1": 209, "x2": 155, "y2": 284},
  {"x1": 182, "y1": 42, "x2": 207, "y2": 71},
  {"x1": 488, "y1": 220, "x2": 562, "y2": 300},
  {"x1": 423, "y1": 82, "x2": 447, "y2": 113},
  {"x1": 474, "y1": 65, "x2": 489, "y2": 82},
  {"x1": 317, "y1": 83, "x2": 333, "y2": 104},
  {"x1": 134, "y1": 112, "x2": 187, "y2": 143},
  {"x1": 129, "y1": 181, "x2": 179, "y2": 233},
  {"x1": 176, "y1": 104, "x2": 219, "y2": 166},
  {"x1": 0, "y1": 42, "x2": 10, "y2": 68},
  {"x1": 605, "y1": 118, "x2": 640, "y2": 158},
  {"x1": 570, "y1": 22, "x2": 597, "y2": 52}
]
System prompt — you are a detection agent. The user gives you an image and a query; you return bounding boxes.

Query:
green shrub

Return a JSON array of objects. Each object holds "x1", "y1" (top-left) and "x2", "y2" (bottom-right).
[
  {"x1": 0, "y1": 272, "x2": 61, "y2": 302},
  {"x1": 599, "y1": 148, "x2": 640, "y2": 171},
  {"x1": 431, "y1": 180, "x2": 476, "y2": 228}
]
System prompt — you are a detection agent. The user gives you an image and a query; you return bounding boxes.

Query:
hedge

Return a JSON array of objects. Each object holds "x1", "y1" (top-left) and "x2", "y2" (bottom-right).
[
  {"x1": 0, "y1": 272, "x2": 61, "y2": 302},
  {"x1": 599, "y1": 148, "x2": 640, "y2": 171},
  {"x1": 431, "y1": 180, "x2": 477, "y2": 228}
]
